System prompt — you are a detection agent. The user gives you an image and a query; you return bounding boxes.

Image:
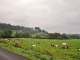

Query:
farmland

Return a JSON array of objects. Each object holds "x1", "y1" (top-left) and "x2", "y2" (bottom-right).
[{"x1": 0, "y1": 38, "x2": 80, "y2": 60}]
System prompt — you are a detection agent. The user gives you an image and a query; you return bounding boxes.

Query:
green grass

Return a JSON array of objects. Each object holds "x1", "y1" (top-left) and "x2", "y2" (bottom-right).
[
  {"x1": 0, "y1": 43, "x2": 58, "y2": 60},
  {"x1": 0, "y1": 38, "x2": 80, "y2": 60}
]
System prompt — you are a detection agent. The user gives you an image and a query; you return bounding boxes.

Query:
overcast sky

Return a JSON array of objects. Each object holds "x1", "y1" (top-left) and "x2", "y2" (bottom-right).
[{"x1": 0, "y1": 0, "x2": 80, "y2": 33}]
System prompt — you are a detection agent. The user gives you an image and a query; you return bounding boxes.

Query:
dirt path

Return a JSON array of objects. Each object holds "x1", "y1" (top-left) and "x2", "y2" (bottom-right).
[{"x1": 0, "y1": 48, "x2": 29, "y2": 60}]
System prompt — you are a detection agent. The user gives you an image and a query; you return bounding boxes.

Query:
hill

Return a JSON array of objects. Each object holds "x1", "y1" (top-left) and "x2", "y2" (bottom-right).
[{"x1": 0, "y1": 22, "x2": 48, "y2": 38}]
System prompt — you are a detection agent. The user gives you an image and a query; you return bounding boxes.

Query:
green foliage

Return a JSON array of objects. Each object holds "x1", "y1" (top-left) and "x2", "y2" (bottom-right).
[
  {"x1": 0, "y1": 28, "x2": 12, "y2": 38},
  {"x1": 48, "y1": 33, "x2": 80, "y2": 39},
  {"x1": 22, "y1": 30, "x2": 31, "y2": 38},
  {"x1": 15, "y1": 31, "x2": 23, "y2": 38},
  {"x1": 62, "y1": 33, "x2": 68, "y2": 39},
  {"x1": 48, "y1": 33, "x2": 62, "y2": 39},
  {"x1": 35, "y1": 27, "x2": 41, "y2": 32},
  {"x1": 0, "y1": 29, "x2": 4, "y2": 38},
  {"x1": 1, "y1": 22, "x2": 80, "y2": 39},
  {"x1": 0, "y1": 23, "x2": 25, "y2": 30},
  {"x1": 3, "y1": 29, "x2": 12, "y2": 38},
  {"x1": 0, "y1": 22, "x2": 48, "y2": 38},
  {"x1": 67, "y1": 34, "x2": 80, "y2": 39}
]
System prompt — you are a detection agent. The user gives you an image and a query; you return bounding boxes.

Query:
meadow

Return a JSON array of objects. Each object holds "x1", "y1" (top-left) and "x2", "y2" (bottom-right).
[{"x1": 0, "y1": 38, "x2": 80, "y2": 60}]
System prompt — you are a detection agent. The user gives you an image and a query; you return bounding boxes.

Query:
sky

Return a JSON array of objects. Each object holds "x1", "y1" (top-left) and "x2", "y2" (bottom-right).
[{"x1": 0, "y1": 0, "x2": 80, "y2": 34}]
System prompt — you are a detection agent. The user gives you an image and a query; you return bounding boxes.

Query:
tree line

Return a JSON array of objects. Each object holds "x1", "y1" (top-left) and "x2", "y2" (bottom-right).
[
  {"x1": 0, "y1": 22, "x2": 48, "y2": 34},
  {"x1": 0, "y1": 28, "x2": 12, "y2": 38},
  {"x1": 0, "y1": 28, "x2": 31, "y2": 38},
  {"x1": 48, "y1": 33, "x2": 80, "y2": 39},
  {"x1": 0, "y1": 27, "x2": 80, "y2": 39},
  {"x1": 0, "y1": 22, "x2": 80, "y2": 39},
  {"x1": 0, "y1": 22, "x2": 47, "y2": 38}
]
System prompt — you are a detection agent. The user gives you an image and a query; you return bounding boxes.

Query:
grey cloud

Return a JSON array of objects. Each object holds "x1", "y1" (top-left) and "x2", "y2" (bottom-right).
[{"x1": 0, "y1": 0, "x2": 80, "y2": 33}]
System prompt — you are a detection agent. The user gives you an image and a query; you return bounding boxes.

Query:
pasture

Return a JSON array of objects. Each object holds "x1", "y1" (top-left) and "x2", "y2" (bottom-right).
[{"x1": 0, "y1": 38, "x2": 80, "y2": 60}]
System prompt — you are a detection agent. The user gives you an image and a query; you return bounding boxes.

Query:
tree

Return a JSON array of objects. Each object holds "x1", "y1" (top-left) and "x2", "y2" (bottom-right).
[
  {"x1": 35, "y1": 27, "x2": 41, "y2": 32},
  {"x1": 22, "y1": 30, "x2": 30, "y2": 38},
  {"x1": 67, "y1": 34, "x2": 80, "y2": 39},
  {"x1": 0, "y1": 29, "x2": 4, "y2": 38},
  {"x1": 53, "y1": 33, "x2": 61, "y2": 39},
  {"x1": 15, "y1": 32, "x2": 23, "y2": 38},
  {"x1": 62, "y1": 33, "x2": 68, "y2": 39},
  {"x1": 48, "y1": 33, "x2": 53, "y2": 39},
  {"x1": 2, "y1": 29, "x2": 12, "y2": 38},
  {"x1": 48, "y1": 33, "x2": 61, "y2": 39}
]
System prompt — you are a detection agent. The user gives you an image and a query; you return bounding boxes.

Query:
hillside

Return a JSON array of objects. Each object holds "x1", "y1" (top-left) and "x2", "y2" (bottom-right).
[
  {"x1": 0, "y1": 22, "x2": 48, "y2": 38},
  {"x1": 0, "y1": 22, "x2": 80, "y2": 39}
]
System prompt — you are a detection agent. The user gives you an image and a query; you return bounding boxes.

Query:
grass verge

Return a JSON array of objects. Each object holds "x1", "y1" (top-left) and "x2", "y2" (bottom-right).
[{"x1": 0, "y1": 43, "x2": 64, "y2": 60}]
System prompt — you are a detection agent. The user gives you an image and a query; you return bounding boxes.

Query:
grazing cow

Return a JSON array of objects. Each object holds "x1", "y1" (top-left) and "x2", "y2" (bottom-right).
[
  {"x1": 61, "y1": 43, "x2": 67, "y2": 46},
  {"x1": 51, "y1": 44, "x2": 54, "y2": 46},
  {"x1": 54, "y1": 45, "x2": 58, "y2": 47},
  {"x1": 16, "y1": 40, "x2": 22, "y2": 44},
  {"x1": 62, "y1": 46, "x2": 69, "y2": 49},
  {"x1": 51, "y1": 44, "x2": 58, "y2": 47},
  {"x1": 11, "y1": 40, "x2": 13, "y2": 42},
  {"x1": 32, "y1": 44, "x2": 36, "y2": 47}
]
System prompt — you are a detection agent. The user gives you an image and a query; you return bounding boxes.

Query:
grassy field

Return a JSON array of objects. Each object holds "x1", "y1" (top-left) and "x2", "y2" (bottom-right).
[{"x1": 0, "y1": 38, "x2": 80, "y2": 60}]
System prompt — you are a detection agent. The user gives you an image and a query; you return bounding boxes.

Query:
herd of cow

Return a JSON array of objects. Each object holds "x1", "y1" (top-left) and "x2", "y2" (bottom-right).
[
  {"x1": 0, "y1": 39, "x2": 80, "y2": 51},
  {"x1": 51, "y1": 43, "x2": 69, "y2": 49}
]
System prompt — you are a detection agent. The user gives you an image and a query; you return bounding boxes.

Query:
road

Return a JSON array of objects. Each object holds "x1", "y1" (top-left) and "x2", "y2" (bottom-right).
[{"x1": 0, "y1": 48, "x2": 29, "y2": 60}]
